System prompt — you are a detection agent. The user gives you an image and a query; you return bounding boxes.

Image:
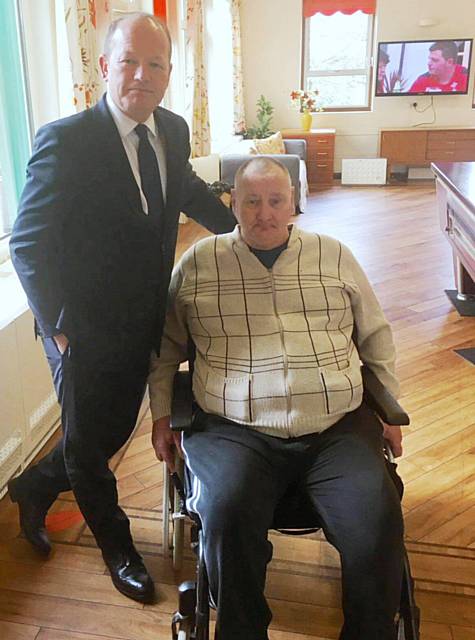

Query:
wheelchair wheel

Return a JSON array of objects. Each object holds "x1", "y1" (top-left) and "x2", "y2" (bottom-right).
[
  {"x1": 173, "y1": 485, "x2": 185, "y2": 570},
  {"x1": 162, "y1": 464, "x2": 171, "y2": 558},
  {"x1": 195, "y1": 529, "x2": 210, "y2": 640},
  {"x1": 398, "y1": 551, "x2": 421, "y2": 640},
  {"x1": 162, "y1": 459, "x2": 187, "y2": 570}
]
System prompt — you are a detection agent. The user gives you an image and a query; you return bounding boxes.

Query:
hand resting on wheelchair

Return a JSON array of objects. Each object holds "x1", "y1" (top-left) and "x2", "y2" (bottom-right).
[{"x1": 148, "y1": 157, "x2": 408, "y2": 640}]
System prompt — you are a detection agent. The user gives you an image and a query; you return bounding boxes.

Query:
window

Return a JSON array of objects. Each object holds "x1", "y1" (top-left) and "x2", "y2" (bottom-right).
[
  {"x1": 167, "y1": 0, "x2": 238, "y2": 153},
  {"x1": 205, "y1": 0, "x2": 235, "y2": 152},
  {"x1": 302, "y1": 10, "x2": 375, "y2": 110},
  {"x1": 0, "y1": 1, "x2": 31, "y2": 238}
]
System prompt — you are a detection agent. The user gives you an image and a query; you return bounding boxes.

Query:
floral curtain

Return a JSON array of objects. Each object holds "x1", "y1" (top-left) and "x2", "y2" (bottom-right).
[
  {"x1": 303, "y1": 0, "x2": 376, "y2": 17},
  {"x1": 64, "y1": 0, "x2": 103, "y2": 111},
  {"x1": 230, "y1": 0, "x2": 245, "y2": 134},
  {"x1": 185, "y1": 0, "x2": 211, "y2": 157}
]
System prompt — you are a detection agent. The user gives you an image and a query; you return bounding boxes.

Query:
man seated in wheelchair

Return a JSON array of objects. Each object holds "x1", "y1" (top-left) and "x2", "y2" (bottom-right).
[{"x1": 148, "y1": 157, "x2": 405, "y2": 640}]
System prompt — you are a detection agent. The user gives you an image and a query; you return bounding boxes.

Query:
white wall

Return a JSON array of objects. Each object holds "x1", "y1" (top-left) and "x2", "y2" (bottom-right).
[{"x1": 240, "y1": 0, "x2": 475, "y2": 170}]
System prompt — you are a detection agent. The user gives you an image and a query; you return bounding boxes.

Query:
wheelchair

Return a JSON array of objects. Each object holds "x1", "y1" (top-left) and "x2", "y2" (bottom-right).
[{"x1": 162, "y1": 365, "x2": 420, "y2": 640}]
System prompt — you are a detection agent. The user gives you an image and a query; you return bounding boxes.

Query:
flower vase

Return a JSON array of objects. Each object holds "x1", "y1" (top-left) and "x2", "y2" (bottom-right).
[{"x1": 300, "y1": 111, "x2": 312, "y2": 131}]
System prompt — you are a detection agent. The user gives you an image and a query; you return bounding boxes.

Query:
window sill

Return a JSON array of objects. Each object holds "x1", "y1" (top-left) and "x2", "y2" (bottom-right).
[
  {"x1": 0, "y1": 234, "x2": 11, "y2": 266},
  {"x1": 0, "y1": 259, "x2": 28, "y2": 331}
]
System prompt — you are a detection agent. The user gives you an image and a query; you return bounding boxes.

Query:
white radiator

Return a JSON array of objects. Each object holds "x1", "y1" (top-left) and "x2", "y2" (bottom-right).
[
  {"x1": 341, "y1": 158, "x2": 387, "y2": 185},
  {"x1": 0, "y1": 432, "x2": 22, "y2": 496},
  {"x1": 0, "y1": 308, "x2": 60, "y2": 498}
]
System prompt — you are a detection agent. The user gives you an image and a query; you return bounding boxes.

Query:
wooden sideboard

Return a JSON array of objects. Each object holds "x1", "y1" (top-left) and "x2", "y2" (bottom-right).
[
  {"x1": 282, "y1": 128, "x2": 336, "y2": 187},
  {"x1": 380, "y1": 128, "x2": 475, "y2": 176}
]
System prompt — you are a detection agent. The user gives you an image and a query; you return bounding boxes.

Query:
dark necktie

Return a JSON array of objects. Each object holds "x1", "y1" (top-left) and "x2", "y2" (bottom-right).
[{"x1": 135, "y1": 123, "x2": 165, "y2": 220}]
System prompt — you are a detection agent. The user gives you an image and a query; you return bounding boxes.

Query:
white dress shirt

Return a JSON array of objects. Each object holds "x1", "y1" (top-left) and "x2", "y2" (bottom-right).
[{"x1": 106, "y1": 92, "x2": 167, "y2": 213}]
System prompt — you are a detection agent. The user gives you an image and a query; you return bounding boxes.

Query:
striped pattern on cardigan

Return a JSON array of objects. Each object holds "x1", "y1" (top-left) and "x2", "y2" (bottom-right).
[{"x1": 149, "y1": 225, "x2": 398, "y2": 437}]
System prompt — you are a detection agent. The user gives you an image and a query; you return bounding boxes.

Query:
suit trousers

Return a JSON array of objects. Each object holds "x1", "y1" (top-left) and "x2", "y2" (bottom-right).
[
  {"x1": 22, "y1": 334, "x2": 149, "y2": 554},
  {"x1": 182, "y1": 404, "x2": 404, "y2": 640}
]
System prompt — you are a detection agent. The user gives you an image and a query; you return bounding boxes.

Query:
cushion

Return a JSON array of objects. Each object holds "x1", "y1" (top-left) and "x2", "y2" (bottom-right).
[{"x1": 252, "y1": 131, "x2": 286, "y2": 155}]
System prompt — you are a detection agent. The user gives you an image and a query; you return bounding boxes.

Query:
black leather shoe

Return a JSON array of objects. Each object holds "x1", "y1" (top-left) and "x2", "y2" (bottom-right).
[
  {"x1": 103, "y1": 550, "x2": 155, "y2": 603},
  {"x1": 8, "y1": 476, "x2": 52, "y2": 556}
]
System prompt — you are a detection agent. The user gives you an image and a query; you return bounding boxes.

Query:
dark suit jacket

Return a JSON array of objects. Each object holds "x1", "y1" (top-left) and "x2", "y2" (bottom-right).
[{"x1": 10, "y1": 96, "x2": 235, "y2": 360}]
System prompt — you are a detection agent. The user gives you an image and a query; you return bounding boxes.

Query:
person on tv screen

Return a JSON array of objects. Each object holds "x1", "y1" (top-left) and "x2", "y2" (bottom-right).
[
  {"x1": 377, "y1": 50, "x2": 390, "y2": 93},
  {"x1": 409, "y1": 40, "x2": 468, "y2": 93}
]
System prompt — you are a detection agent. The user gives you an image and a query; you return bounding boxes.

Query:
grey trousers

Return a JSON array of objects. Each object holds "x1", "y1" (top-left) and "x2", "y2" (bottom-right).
[{"x1": 182, "y1": 403, "x2": 404, "y2": 640}]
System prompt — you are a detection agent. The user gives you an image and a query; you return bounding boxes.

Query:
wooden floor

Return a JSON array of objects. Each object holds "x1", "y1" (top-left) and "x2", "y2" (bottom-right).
[{"x1": 1, "y1": 183, "x2": 474, "y2": 640}]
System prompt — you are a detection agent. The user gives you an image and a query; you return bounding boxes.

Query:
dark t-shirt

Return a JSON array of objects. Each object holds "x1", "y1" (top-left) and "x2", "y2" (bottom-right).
[{"x1": 250, "y1": 238, "x2": 289, "y2": 269}]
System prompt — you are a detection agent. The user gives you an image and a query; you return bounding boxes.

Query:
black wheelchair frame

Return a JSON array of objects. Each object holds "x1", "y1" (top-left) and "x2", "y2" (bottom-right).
[{"x1": 164, "y1": 365, "x2": 421, "y2": 640}]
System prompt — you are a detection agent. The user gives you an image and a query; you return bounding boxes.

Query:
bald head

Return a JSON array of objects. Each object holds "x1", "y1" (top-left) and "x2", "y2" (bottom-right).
[
  {"x1": 234, "y1": 157, "x2": 292, "y2": 191},
  {"x1": 103, "y1": 13, "x2": 172, "y2": 61}
]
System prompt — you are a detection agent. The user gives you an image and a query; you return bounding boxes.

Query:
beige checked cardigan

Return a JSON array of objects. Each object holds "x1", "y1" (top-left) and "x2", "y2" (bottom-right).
[{"x1": 149, "y1": 225, "x2": 398, "y2": 438}]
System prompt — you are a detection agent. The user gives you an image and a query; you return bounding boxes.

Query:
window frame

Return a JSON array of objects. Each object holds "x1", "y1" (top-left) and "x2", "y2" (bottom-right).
[
  {"x1": 301, "y1": 11, "x2": 376, "y2": 112},
  {"x1": 0, "y1": 0, "x2": 33, "y2": 241}
]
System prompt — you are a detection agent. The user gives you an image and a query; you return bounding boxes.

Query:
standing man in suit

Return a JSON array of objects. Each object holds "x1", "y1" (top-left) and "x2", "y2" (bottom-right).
[{"x1": 9, "y1": 13, "x2": 235, "y2": 603}]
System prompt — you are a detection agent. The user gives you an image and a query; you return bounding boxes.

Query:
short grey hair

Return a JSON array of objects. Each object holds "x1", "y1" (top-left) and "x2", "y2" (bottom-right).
[
  {"x1": 234, "y1": 157, "x2": 291, "y2": 189},
  {"x1": 103, "y1": 12, "x2": 172, "y2": 61}
]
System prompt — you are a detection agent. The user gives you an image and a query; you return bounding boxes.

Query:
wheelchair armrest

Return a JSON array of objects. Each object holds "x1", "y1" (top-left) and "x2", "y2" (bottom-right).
[
  {"x1": 362, "y1": 365, "x2": 410, "y2": 426},
  {"x1": 170, "y1": 370, "x2": 193, "y2": 431}
]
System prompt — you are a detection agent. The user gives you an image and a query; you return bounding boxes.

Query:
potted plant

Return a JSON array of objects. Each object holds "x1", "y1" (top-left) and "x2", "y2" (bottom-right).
[{"x1": 243, "y1": 95, "x2": 275, "y2": 139}]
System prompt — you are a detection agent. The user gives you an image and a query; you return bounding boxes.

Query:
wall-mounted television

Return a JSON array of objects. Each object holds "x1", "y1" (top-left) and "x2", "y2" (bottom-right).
[{"x1": 375, "y1": 39, "x2": 473, "y2": 96}]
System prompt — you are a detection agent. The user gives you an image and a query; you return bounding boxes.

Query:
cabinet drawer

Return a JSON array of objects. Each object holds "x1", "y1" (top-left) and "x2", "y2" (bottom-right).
[
  {"x1": 427, "y1": 149, "x2": 458, "y2": 161},
  {"x1": 452, "y1": 149, "x2": 475, "y2": 161},
  {"x1": 310, "y1": 149, "x2": 334, "y2": 161},
  {"x1": 456, "y1": 141, "x2": 475, "y2": 154},
  {"x1": 309, "y1": 162, "x2": 334, "y2": 183},
  {"x1": 314, "y1": 173, "x2": 334, "y2": 184},
  {"x1": 311, "y1": 136, "x2": 334, "y2": 149},
  {"x1": 427, "y1": 139, "x2": 457, "y2": 152},
  {"x1": 429, "y1": 130, "x2": 475, "y2": 144},
  {"x1": 280, "y1": 130, "x2": 335, "y2": 185},
  {"x1": 427, "y1": 143, "x2": 475, "y2": 162}
]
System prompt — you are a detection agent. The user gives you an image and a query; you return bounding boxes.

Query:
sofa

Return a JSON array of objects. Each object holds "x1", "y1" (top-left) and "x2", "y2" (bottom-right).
[{"x1": 220, "y1": 138, "x2": 308, "y2": 213}]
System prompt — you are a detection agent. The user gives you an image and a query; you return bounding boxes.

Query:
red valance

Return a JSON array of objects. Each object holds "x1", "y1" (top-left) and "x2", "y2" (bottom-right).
[
  {"x1": 153, "y1": 0, "x2": 167, "y2": 20},
  {"x1": 303, "y1": 0, "x2": 376, "y2": 17}
]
